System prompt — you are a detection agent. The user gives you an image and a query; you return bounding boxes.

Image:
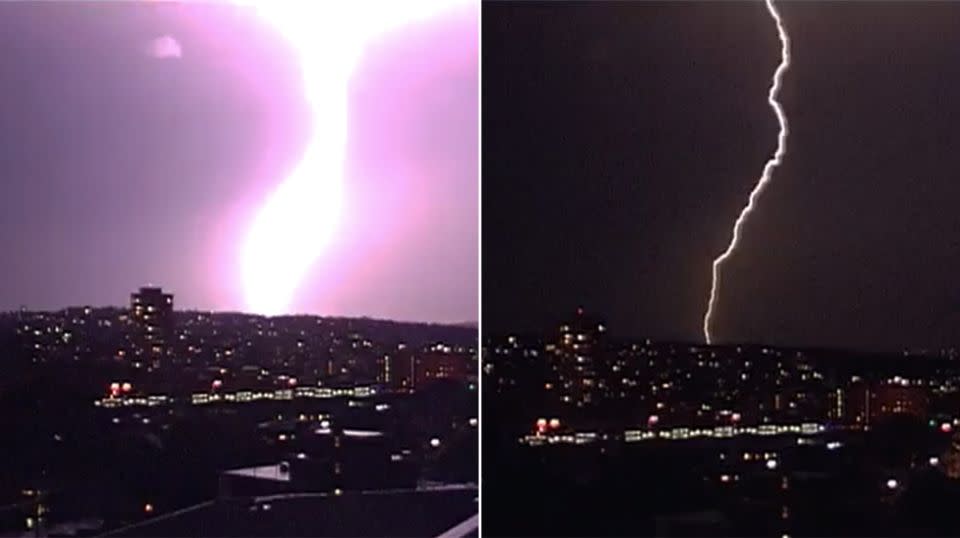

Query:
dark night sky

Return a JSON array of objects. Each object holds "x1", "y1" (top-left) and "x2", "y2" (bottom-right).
[
  {"x1": 483, "y1": 1, "x2": 960, "y2": 350},
  {"x1": 0, "y1": 2, "x2": 477, "y2": 323}
]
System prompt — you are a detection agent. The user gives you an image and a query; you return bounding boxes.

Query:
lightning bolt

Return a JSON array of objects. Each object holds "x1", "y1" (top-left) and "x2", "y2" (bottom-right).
[
  {"x1": 703, "y1": 0, "x2": 790, "y2": 344},
  {"x1": 237, "y1": 1, "x2": 472, "y2": 316}
]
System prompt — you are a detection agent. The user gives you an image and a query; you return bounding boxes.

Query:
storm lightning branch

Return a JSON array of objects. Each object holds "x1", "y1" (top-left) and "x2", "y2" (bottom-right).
[
  {"x1": 237, "y1": 1, "x2": 470, "y2": 316},
  {"x1": 703, "y1": 0, "x2": 790, "y2": 344}
]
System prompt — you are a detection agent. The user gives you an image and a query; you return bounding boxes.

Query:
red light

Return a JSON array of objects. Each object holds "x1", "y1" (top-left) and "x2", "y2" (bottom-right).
[
  {"x1": 288, "y1": 377, "x2": 298, "y2": 387},
  {"x1": 121, "y1": 382, "x2": 132, "y2": 393},
  {"x1": 942, "y1": 422, "x2": 953, "y2": 433},
  {"x1": 144, "y1": 503, "x2": 154, "y2": 513},
  {"x1": 731, "y1": 413, "x2": 742, "y2": 423},
  {"x1": 535, "y1": 418, "x2": 547, "y2": 433},
  {"x1": 212, "y1": 379, "x2": 223, "y2": 390},
  {"x1": 648, "y1": 415, "x2": 659, "y2": 426},
  {"x1": 549, "y1": 418, "x2": 561, "y2": 429}
]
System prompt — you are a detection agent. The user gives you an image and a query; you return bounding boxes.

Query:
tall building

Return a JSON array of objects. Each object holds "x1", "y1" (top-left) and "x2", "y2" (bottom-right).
[
  {"x1": 376, "y1": 354, "x2": 393, "y2": 386},
  {"x1": 377, "y1": 351, "x2": 416, "y2": 391},
  {"x1": 552, "y1": 308, "x2": 606, "y2": 408},
  {"x1": 130, "y1": 286, "x2": 174, "y2": 361}
]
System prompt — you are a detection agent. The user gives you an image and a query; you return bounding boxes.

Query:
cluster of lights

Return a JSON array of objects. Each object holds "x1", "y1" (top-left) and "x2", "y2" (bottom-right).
[
  {"x1": 108, "y1": 381, "x2": 133, "y2": 397},
  {"x1": 96, "y1": 384, "x2": 382, "y2": 409},
  {"x1": 623, "y1": 422, "x2": 825, "y2": 443},
  {"x1": 535, "y1": 417, "x2": 562, "y2": 434},
  {"x1": 191, "y1": 385, "x2": 376, "y2": 405},
  {"x1": 521, "y1": 432, "x2": 598, "y2": 447},
  {"x1": 742, "y1": 451, "x2": 780, "y2": 462},
  {"x1": 96, "y1": 394, "x2": 168, "y2": 409}
]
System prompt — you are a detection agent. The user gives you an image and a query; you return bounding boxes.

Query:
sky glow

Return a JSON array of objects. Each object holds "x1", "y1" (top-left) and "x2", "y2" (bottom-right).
[{"x1": 237, "y1": 1, "x2": 472, "y2": 315}]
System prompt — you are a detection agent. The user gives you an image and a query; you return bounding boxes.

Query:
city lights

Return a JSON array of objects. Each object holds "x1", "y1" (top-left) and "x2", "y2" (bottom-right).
[{"x1": 536, "y1": 418, "x2": 548, "y2": 434}]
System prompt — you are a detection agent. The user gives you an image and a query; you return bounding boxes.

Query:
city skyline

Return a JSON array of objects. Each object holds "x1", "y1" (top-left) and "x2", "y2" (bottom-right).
[
  {"x1": 4, "y1": 1, "x2": 960, "y2": 537},
  {"x1": 483, "y1": 307, "x2": 960, "y2": 536},
  {"x1": 2, "y1": 285, "x2": 478, "y2": 326},
  {"x1": 0, "y1": 282, "x2": 477, "y2": 537}
]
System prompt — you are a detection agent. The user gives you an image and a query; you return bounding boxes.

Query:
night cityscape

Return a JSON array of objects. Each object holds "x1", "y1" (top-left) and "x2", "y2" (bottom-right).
[
  {"x1": 0, "y1": 287, "x2": 478, "y2": 536},
  {"x1": 482, "y1": 1, "x2": 960, "y2": 536},
  {"x1": 0, "y1": 0, "x2": 478, "y2": 536},
  {"x1": 483, "y1": 310, "x2": 960, "y2": 536},
  {"x1": 9, "y1": 0, "x2": 960, "y2": 535}
]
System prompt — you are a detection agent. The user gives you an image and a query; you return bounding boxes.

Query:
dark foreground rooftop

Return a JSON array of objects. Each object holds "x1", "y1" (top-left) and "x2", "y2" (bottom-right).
[{"x1": 99, "y1": 485, "x2": 477, "y2": 538}]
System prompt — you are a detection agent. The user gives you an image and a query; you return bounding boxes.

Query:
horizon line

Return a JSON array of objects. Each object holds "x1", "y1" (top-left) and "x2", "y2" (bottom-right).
[{"x1": 2, "y1": 304, "x2": 477, "y2": 329}]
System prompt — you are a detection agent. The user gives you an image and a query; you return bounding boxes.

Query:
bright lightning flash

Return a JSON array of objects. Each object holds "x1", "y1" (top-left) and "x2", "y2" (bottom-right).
[
  {"x1": 703, "y1": 0, "x2": 790, "y2": 344},
  {"x1": 238, "y1": 1, "x2": 471, "y2": 316}
]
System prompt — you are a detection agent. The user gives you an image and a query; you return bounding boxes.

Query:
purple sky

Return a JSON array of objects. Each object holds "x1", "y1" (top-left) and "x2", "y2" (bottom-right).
[{"x1": 0, "y1": 2, "x2": 477, "y2": 323}]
